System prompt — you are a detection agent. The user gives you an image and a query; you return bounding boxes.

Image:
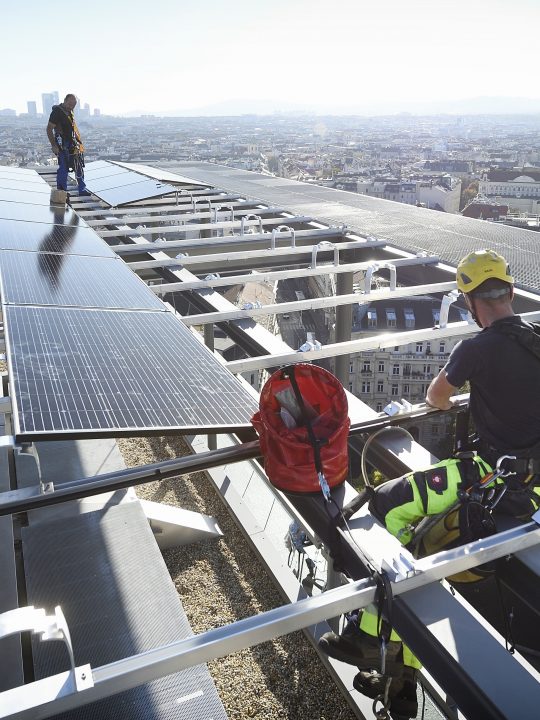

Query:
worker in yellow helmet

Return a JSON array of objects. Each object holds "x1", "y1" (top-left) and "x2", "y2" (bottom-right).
[{"x1": 319, "y1": 250, "x2": 540, "y2": 718}]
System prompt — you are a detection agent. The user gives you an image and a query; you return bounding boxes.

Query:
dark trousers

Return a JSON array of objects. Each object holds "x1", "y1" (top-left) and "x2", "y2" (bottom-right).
[{"x1": 57, "y1": 147, "x2": 86, "y2": 192}]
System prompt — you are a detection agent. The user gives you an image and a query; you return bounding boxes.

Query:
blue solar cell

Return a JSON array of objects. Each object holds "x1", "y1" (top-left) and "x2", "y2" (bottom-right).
[
  {"x1": 0, "y1": 251, "x2": 164, "y2": 309},
  {"x1": 0, "y1": 218, "x2": 114, "y2": 256},
  {"x1": 6, "y1": 306, "x2": 257, "y2": 439}
]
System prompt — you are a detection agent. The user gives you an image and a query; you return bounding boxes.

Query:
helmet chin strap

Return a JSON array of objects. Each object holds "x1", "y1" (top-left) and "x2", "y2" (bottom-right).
[{"x1": 467, "y1": 296, "x2": 483, "y2": 328}]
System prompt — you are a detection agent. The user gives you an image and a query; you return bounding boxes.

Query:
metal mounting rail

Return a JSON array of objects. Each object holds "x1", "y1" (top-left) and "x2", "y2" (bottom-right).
[
  {"x1": 181, "y1": 281, "x2": 456, "y2": 326},
  {"x1": 1, "y1": 521, "x2": 539, "y2": 720},
  {"x1": 126, "y1": 237, "x2": 387, "y2": 271},
  {"x1": 100, "y1": 215, "x2": 314, "y2": 239},
  {"x1": 151, "y1": 255, "x2": 440, "y2": 294},
  {"x1": 225, "y1": 309, "x2": 540, "y2": 374},
  {"x1": 0, "y1": 399, "x2": 468, "y2": 516},
  {"x1": 109, "y1": 226, "x2": 343, "y2": 255}
]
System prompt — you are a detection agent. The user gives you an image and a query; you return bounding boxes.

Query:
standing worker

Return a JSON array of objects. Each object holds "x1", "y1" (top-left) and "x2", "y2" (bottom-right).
[
  {"x1": 46, "y1": 94, "x2": 89, "y2": 196},
  {"x1": 319, "y1": 249, "x2": 540, "y2": 718}
]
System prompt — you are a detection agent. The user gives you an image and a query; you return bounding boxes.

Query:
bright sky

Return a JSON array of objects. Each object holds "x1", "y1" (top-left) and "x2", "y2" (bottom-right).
[{"x1": 2, "y1": 0, "x2": 539, "y2": 116}]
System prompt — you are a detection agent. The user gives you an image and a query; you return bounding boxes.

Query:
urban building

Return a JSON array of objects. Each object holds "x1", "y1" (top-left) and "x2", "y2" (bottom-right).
[
  {"x1": 26, "y1": 101, "x2": 37, "y2": 116},
  {"x1": 357, "y1": 175, "x2": 461, "y2": 212},
  {"x1": 479, "y1": 167, "x2": 540, "y2": 214},
  {"x1": 41, "y1": 91, "x2": 58, "y2": 118}
]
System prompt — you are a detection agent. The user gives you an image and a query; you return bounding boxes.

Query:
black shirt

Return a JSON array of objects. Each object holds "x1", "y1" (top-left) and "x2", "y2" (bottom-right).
[
  {"x1": 49, "y1": 105, "x2": 74, "y2": 145},
  {"x1": 445, "y1": 316, "x2": 540, "y2": 452}
]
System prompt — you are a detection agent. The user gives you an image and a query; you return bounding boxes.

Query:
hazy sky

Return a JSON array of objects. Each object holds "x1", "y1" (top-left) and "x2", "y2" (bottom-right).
[{"x1": 2, "y1": 0, "x2": 539, "y2": 116}]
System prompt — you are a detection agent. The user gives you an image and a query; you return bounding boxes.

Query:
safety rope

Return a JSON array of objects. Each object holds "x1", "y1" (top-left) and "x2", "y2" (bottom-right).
[{"x1": 283, "y1": 365, "x2": 332, "y2": 501}]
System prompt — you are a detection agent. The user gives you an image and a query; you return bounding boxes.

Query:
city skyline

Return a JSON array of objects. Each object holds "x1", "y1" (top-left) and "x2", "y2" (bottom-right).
[{"x1": 3, "y1": 0, "x2": 540, "y2": 117}]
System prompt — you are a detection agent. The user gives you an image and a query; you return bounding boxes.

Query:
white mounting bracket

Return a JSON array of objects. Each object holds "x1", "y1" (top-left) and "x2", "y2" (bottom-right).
[
  {"x1": 0, "y1": 606, "x2": 88, "y2": 690},
  {"x1": 364, "y1": 262, "x2": 396, "y2": 293},
  {"x1": 439, "y1": 289, "x2": 460, "y2": 329}
]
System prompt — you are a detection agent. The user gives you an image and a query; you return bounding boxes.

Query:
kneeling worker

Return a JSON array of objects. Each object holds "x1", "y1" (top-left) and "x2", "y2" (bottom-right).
[{"x1": 319, "y1": 250, "x2": 540, "y2": 718}]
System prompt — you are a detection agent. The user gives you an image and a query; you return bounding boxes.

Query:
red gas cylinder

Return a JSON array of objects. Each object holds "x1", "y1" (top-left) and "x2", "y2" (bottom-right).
[{"x1": 251, "y1": 364, "x2": 350, "y2": 493}]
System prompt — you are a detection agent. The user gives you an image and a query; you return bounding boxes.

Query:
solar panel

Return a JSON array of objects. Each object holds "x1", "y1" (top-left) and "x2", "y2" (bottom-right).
[
  {"x1": 82, "y1": 160, "x2": 112, "y2": 172},
  {"x1": 0, "y1": 170, "x2": 48, "y2": 185},
  {"x1": 0, "y1": 188, "x2": 56, "y2": 206},
  {"x1": 0, "y1": 180, "x2": 52, "y2": 194},
  {"x1": 0, "y1": 218, "x2": 115, "y2": 256},
  {"x1": 0, "y1": 202, "x2": 89, "y2": 225},
  {"x1": 82, "y1": 165, "x2": 129, "y2": 182},
  {"x1": 5, "y1": 306, "x2": 257, "y2": 440},
  {"x1": 91, "y1": 180, "x2": 176, "y2": 207},
  {"x1": 0, "y1": 166, "x2": 39, "y2": 175},
  {"x1": 82, "y1": 161, "x2": 176, "y2": 207},
  {"x1": 0, "y1": 251, "x2": 164, "y2": 310},
  {"x1": 84, "y1": 173, "x2": 156, "y2": 193}
]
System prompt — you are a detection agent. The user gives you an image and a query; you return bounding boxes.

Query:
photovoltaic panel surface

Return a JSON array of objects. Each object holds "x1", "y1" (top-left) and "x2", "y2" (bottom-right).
[
  {"x1": 0, "y1": 251, "x2": 165, "y2": 310},
  {"x1": 91, "y1": 181, "x2": 176, "y2": 207},
  {"x1": 83, "y1": 161, "x2": 176, "y2": 207},
  {"x1": 0, "y1": 202, "x2": 89, "y2": 226},
  {"x1": 82, "y1": 164, "x2": 128, "y2": 181},
  {"x1": 0, "y1": 166, "x2": 41, "y2": 176},
  {"x1": 0, "y1": 179, "x2": 51, "y2": 194},
  {"x1": 0, "y1": 170, "x2": 48, "y2": 185},
  {"x1": 0, "y1": 188, "x2": 53, "y2": 206},
  {"x1": 5, "y1": 306, "x2": 257, "y2": 439},
  {"x1": 84, "y1": 173, "x2": 154, "y2": 193},
  {"x1": 0, "y1": 218, "x2": 115, "y2": 256}
]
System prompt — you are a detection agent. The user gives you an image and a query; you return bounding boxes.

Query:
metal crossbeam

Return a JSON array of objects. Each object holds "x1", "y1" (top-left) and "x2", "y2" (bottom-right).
[
  {"x1": 77, "y1": 192, "x2": 245, "y2": 217},
  {"x1": 110, "y1": 227, "x2": 344, "y2": 255},
  {"x1": 225, "y1": 309, "x2": 540, "y2": 373},
  {"x1": 99, "y1": 215, "x2": 313, "y2": 239},
  {"x1": 2, "y1": 522, "x2": 538, "y2": 720},
  {"x1": 0, "y1": 399, "x2": 470, "y2": 516},
  {"x1": 127, "y1": 237, "x2": 386, "y2": 272},
  {"x1": 86, "y1": 205, "x2": 282, "y2": 227},
  {"x1": 151, "y1": 255, "x2": 440, "y2": 294},
  {"x1": 182, "y1": 281, "x2": 456, "y2": 326}
]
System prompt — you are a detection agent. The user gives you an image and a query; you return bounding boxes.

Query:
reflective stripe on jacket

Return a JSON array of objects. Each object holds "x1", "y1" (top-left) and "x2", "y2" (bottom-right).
[{"x1": 370, "y1": 456, "x2": 493, "y2": 546}]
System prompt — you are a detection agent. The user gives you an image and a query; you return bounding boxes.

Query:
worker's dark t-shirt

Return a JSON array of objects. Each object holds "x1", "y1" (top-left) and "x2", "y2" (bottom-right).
[
  {"x1": 49, "y1": 105, "x2": 74, "y2": 145},
  {"x1": 444, "y1": 315, "x2": 540, "y2": 453}
]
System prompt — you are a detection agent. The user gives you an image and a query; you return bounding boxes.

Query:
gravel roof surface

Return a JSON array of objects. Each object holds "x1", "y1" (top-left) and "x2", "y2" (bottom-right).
[{"x1": 117, "y1": 436, "x2": 357, "y2": 720}]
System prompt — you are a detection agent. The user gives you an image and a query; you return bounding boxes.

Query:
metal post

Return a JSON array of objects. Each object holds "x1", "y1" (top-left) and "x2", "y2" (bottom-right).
[
  {"x1": 334, "y1": 249, "x2": 353, "y2": 387},
  {"x1": 204, "y1": 325, "x2": 217, "y2": 451}
]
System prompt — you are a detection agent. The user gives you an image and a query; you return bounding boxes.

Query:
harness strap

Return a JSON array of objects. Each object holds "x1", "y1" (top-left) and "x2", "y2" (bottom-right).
[
  {"x1": 499, "y1": 457, "x2": 540, "y2": 475},
  {"x1": 283, "y1": 365, "x2": 331, "y2": 500}
]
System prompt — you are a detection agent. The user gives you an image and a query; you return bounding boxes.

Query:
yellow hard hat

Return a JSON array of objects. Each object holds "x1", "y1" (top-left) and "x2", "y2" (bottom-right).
[{"x1": 456, "y1": 249, "x2": 513, "y2": 294}]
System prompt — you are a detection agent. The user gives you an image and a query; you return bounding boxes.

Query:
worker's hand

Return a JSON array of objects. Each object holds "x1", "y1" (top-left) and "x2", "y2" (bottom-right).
[
  {"x1": 426, "y1": 397, "x2": 454, "y2": 411},
  {"x1": 51, "y1": 145, "x2": 60, "y2": 156}
]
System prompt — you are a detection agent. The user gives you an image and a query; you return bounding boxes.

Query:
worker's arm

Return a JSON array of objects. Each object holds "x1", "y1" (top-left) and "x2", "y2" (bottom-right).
[
  {"x1": 46, "y1": 122, "x2": 59, "y2": 155},
  {"x1": 425, "y1": 369, "x2": 456, "y2": 411}
]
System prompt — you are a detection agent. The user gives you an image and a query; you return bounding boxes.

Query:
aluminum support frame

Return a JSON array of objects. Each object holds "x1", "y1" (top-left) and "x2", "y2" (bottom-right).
[
  {"x1": 100, "y1": 215, "x2": 314, "y2": 239},
  {"x1": 151, "y1": 254, "x2": 440, "y2": 294},
  {"x1": 0, "y1": 400, "x2": 469, "y2": 517},
  {"x1": 226, "y1": 309, "x2": 540, "y2": 373},
  {"x1": 2, "y1": 523, "x2": 538, "y2": 720},
  {"x1": 181, "y1": 281, "x2": 457, "y2": 326}
]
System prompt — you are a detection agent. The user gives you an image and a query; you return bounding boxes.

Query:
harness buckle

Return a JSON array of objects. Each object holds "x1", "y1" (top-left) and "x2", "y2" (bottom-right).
[{"x1": 495, "y1": 455, "x2": 517, "y2": 477}]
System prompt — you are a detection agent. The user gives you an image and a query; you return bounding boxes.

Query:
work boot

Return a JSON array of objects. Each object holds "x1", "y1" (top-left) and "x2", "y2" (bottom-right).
[
  {"x1": 353, "y1": 669, "x2": 404, "y2": 699},
  {"x1": 353, "y1": 667, "x2": 418, "y2": 718},
  {"x1": 390, "y1": 666, "x2": 418, "y2": 718},
  {"x1": 319, "y1": 626, "x2": 403, "y2": 675}
]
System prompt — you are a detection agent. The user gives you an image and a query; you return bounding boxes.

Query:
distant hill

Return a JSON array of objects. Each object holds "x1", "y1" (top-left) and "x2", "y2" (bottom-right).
[{"x1": 143, "y1": 95, "x2": 540, "y2": 118}]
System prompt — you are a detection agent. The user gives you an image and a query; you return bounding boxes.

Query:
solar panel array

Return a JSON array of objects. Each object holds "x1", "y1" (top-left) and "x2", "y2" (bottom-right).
[
  {"x1": 0, "y1": 167, "x2": 257, "y2": 440},
  {"x1": 83, "y1": 160, "x2": 177, "y2": 207},
  {"x1": 6, "y1": 307, "x2": 257, "y2": 439}
]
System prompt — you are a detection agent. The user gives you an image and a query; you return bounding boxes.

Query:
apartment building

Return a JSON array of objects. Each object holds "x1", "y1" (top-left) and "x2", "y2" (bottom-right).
[
  {"x1": 348, "y1": 296, "x2": 469, "y2": 448},
  {"x1": 479, "y1": 167, "x2": 540, "y2": 213}
]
